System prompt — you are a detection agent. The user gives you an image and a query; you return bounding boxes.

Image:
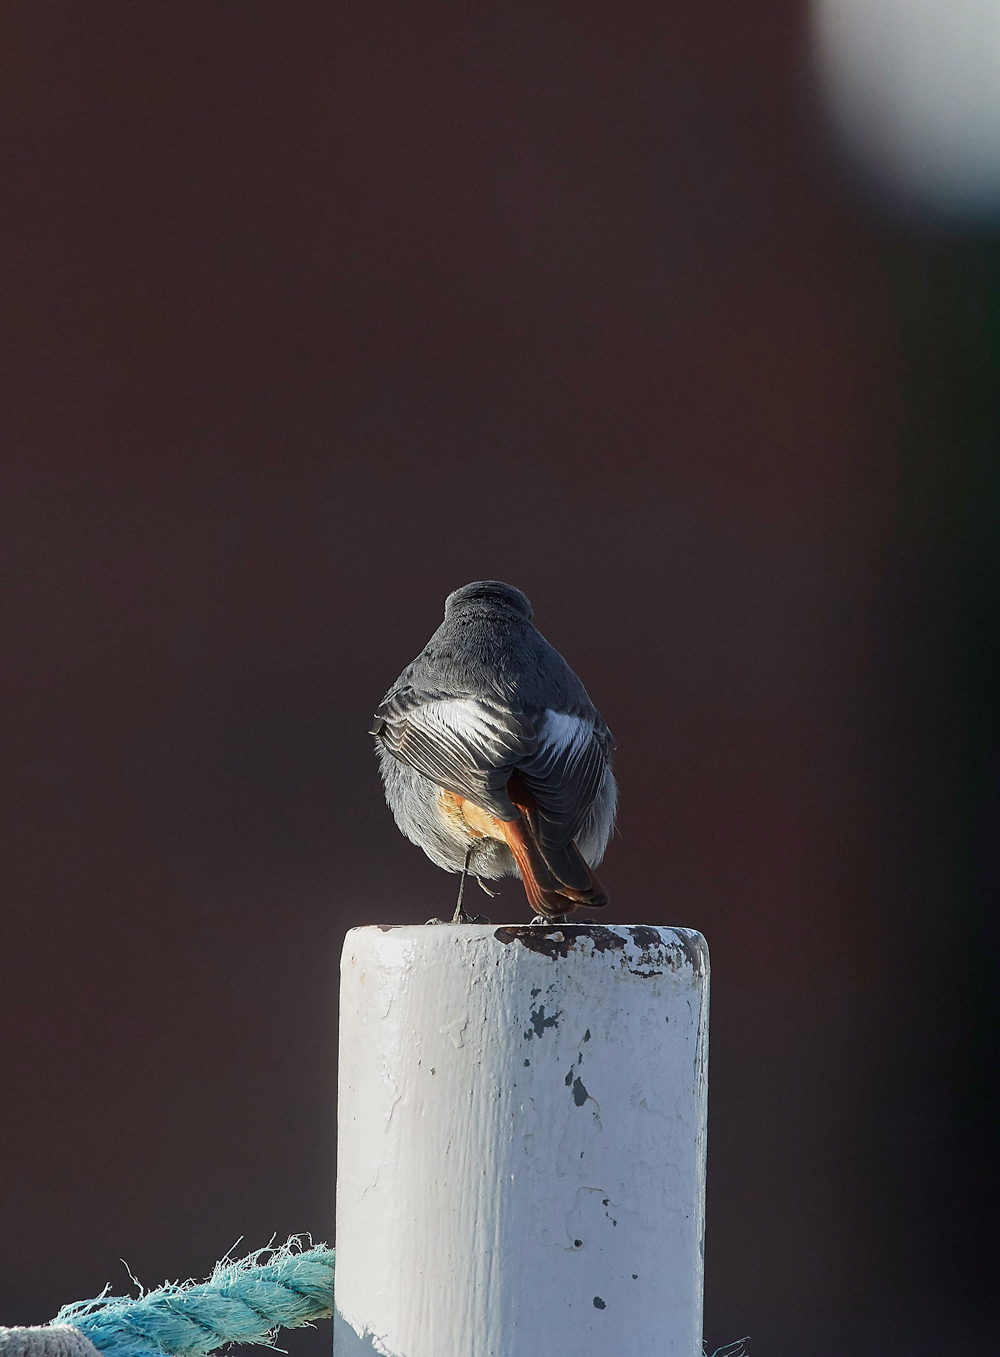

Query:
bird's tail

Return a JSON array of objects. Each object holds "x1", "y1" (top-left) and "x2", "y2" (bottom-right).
[{"x1": 499, "y1": 778, "x2": 609, "y2": 920}]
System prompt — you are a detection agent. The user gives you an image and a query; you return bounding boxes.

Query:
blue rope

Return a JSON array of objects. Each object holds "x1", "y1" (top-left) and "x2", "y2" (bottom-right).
[{"x1": 53, "y1": 1240, "x2": 334, "y2": 1357}]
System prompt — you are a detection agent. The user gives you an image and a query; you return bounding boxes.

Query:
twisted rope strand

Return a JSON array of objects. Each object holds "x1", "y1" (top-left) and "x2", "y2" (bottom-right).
[{"x1": 52, "y1": 1240, "x2": 334, "y2": 1357}]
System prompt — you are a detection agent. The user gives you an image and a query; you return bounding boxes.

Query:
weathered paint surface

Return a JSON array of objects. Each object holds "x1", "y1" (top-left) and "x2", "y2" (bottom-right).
[{"x1": 333, "y1": 923, "x2": 709, "y2": 1357}]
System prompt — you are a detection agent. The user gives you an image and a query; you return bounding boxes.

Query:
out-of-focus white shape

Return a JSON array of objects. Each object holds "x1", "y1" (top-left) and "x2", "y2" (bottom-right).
[{"x1": 813, "y1": 0, "x2": 1000, "y2": 220}]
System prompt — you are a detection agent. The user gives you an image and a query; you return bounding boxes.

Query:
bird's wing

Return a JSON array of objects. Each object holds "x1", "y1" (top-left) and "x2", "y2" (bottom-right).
[
  {"x1": 515, "y1": 711, "x2": 613, "y2": 851},
  {"x1": 371, "y1": 688, "x2": 538, "y2": 820}
]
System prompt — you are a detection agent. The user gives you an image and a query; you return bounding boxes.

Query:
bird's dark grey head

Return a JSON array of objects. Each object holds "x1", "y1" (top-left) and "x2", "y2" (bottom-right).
[{"x1": 444, "y1": 580, "x2": 533, "y2": 621}]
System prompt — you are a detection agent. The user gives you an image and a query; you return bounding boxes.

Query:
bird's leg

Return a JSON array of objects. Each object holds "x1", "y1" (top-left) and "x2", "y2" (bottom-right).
[
  {"x1": 427, "y1": 846, "x2": 490, "y2": 925},
  {"x1": 452, "y1": 845, "x2": 473, "y2": 922},
  {"x1": 449, "y1": 845, "x2": 491, "y2": 923}
]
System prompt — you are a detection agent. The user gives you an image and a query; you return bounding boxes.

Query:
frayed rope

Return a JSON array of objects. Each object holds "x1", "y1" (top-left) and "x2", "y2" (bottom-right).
[{"x1": 0, "y1": 1239, "x2": 334, "y2": 1357}]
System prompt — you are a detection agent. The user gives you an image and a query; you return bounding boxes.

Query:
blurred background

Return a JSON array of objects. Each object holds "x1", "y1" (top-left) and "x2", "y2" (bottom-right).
[{"x1": 1, "y1": 3, "x2": 997, "y2": 1354}]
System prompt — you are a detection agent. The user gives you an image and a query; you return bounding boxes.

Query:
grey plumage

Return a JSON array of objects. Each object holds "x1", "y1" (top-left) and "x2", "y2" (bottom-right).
[{"x1": 371, "y1": 581, "x2": 617, "y2": 898}]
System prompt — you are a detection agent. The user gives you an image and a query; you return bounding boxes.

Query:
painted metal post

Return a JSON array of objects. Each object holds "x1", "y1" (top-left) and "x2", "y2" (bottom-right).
[{"x1": 334, "y1": 923, "x2": 709, "y2": 1357}]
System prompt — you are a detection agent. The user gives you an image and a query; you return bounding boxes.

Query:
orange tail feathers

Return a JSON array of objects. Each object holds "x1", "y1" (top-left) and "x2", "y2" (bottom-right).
[
  {"x1": 497, "y1": 814, "x2": 609, "y2": 920},
  {"x1": 501, "y1": 772, "x2": 609, "y2": 918}
]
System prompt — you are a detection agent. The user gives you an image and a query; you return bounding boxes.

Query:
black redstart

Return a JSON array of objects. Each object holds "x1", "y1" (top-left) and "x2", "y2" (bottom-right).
[{"x1": 370, "y1": 581, "x2": 617, "y2": 922}]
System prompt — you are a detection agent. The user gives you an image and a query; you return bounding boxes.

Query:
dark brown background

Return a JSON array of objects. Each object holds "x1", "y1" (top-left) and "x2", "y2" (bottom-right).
[{"x1": 1, "y1": 4, "x2": 997, "y2": 1354}]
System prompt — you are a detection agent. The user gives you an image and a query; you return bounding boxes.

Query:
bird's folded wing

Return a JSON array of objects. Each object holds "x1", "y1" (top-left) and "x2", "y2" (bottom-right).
[
  {"x1": 516, "y1": 711, "x2": 612, "y2": 851},
  {"x1": 371, "y1": 689, "x2": 538, "y2": 820}
]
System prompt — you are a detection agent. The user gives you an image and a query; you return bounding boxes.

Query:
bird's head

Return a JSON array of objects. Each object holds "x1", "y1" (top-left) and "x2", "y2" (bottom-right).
[{"x1": 444, "y1": 580, "x2": 533, "y2": 621}]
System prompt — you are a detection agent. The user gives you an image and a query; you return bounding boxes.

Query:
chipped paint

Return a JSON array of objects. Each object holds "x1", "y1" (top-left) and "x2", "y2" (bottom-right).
[
  {"x1": 495, "y1": 924, "x2": 626, "y2": 958},
  {"x1": 439, "y1": 1015, "x2": 468, "y2": 1048},
  {"x1": 526, "y1": 1003, "x2": 561, "y2": 1039}
]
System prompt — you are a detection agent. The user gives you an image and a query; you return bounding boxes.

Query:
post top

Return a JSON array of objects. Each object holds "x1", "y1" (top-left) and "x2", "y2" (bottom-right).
[{"x1": 344, "y1": 922, "x2": 709, "y2": 976}]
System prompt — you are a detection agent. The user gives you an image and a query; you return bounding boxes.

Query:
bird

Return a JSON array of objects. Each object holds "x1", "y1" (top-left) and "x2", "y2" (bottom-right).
[{"x1": 370, "y1": 580, "x2": 617, "y2": 923}]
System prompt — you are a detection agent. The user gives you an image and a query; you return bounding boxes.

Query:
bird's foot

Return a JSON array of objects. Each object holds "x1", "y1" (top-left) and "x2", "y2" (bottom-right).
[
  {"x1": 428, "y1": 912, "x2": 491, "y2": 924},
  {"x1": 475, "y1": 876, "x2": 498, "y2": 898},
  {"x1": 530, "y1": 913, "x2": 568, "y2": 925}
]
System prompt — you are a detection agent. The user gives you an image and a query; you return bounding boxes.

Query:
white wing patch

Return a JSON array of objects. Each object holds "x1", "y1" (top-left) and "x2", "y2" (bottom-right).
[
  {"x1": 515, "y1": 708, "x2": 609, "y2": 849},
  {"x1": 538, "y1": 710, "x2": 592, "y2": 756},
  {"x1": 526, "y1": 710, "x2": 594, "y2": 780},
  {"x1": 373, "y1": 694, "x2": 608, "y2": 845},
  {"x1": 413, "y1": 699, "x2": 529, "y2": 763}
]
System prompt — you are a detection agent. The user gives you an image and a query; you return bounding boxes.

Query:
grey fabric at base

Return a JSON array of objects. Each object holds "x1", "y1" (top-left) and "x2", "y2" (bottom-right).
[{"x1": 0, "y1": 1329, "x2": 101, "y2": 1357}]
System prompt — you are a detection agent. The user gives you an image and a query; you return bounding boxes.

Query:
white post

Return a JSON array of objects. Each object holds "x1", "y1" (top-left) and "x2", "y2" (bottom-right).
[{"x1": 333, "y1": 923, "x2": 709, "y2": 1357}]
